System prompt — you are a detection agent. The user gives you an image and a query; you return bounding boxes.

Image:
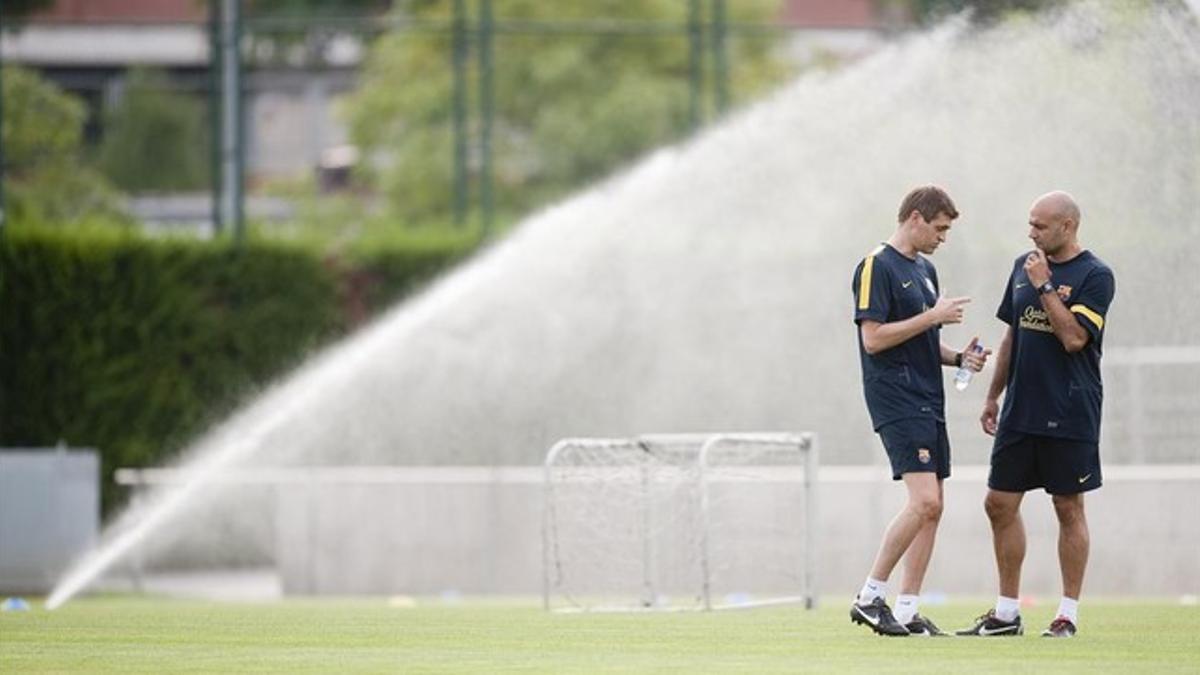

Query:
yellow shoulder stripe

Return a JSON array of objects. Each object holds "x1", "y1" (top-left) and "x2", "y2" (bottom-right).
[
  {"x1": 858, "y1": 255, "x2": 876, "y2": 310},
  {"x1": 1070, "y1": 304, "x2": 1104, "y2": 330}
]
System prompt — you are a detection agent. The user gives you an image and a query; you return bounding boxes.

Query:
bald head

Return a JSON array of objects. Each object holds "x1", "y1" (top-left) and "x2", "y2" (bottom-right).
[
  {"x1": 1033, "y1": 191, "x2": 1081, "y2": 229},
  {"x1": 1028, "y1": 190, "x2": 1083, "y2": 258}
]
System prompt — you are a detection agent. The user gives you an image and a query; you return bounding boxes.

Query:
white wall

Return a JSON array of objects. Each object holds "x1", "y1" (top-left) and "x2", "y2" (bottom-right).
[
  {"x1": 0, "y1": 450, "x2": 99, "y2": 593},
  {"x1": 260, "y1": 465, "x2": 1200, "y2": 600}
]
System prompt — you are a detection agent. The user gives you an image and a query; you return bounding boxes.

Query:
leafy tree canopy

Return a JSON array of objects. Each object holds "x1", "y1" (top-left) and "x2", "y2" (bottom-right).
[
  {"x1": 97, "y1": 68, "x2": 210, "y2": 192},
  {"x1": 243, "y1": 0, "x2": 393, "y2": 65},
  {"x1": 910, "y1": 0, "x2": 1065, "y2": 24},
  {"x1": 247, "y1": 0, "x2": 391, "y2": 17},
  {"x1": 343, "y1": 0, "x2": 786, "y2": 224},
  {"x1": 2, "y1": 67, "x2": 126, "y2": 225},
  {"x1": 0, "y1": 0, "x2": 55, "y2": 29}
]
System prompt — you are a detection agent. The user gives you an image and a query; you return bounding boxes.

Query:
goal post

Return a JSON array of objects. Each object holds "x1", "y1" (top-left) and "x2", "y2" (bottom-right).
[{"x1": 542, "y1": 432, "x2": 818, "y2": 613}]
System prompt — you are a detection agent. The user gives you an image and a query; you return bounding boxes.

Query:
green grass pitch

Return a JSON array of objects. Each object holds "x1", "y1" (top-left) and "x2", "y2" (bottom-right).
[{"x1": 2, "y1": 596, "x2": 1198, "y2": 672}]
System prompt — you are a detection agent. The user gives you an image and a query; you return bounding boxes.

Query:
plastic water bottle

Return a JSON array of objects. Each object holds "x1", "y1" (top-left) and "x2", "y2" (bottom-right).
[{"x1": 954, "y1": 344, "x2": 984, "y2": 391}]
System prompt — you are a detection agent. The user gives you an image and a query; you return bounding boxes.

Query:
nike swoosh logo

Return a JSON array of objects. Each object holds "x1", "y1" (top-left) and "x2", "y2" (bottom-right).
[
  {"x1": 1078, "y1": 474, "x2": 1092, "y2": 483},
  {"x1": 902, "y1": 281, "x2": 913, "y2": 288},
  {"x1": 979, "y1": 625, "x2": 1019, "y2": 636},
  {"x1": 854, "y1": 607, "x2": 881, "y2": 626},
  {"x1": 1015, "y1": 282, "x2": 1028, "y2": 288}
]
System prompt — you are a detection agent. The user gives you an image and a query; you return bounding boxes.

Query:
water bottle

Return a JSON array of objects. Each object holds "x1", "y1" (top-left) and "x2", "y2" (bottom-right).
[{"x1": 954, "y1": 343, "x2": 984, "y2": 391}]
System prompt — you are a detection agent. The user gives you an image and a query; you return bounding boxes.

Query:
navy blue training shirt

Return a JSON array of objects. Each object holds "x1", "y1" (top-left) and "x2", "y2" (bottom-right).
[
  {"x1": 996, "y1": 250, "x2": 1115, "y2": 442},
  {"x1": 852, "y1": 243, "x2": 945, "y2": 431}
]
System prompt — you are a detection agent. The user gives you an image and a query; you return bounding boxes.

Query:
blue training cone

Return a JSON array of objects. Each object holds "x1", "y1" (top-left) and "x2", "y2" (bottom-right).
[{"x1": 2, "y1": 597, "x2": 31, "y2": 612}]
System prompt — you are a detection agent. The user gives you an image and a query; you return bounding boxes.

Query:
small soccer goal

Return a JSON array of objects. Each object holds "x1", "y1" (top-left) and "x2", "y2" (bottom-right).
[{"x1": 542, "y1": 432, "x2": 817, "y2": 613}]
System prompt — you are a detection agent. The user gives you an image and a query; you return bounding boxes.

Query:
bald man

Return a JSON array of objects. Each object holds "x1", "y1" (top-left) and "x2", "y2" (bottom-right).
[{"x1": 957, "y1": 191, "x2": 1116, "y2": 639}]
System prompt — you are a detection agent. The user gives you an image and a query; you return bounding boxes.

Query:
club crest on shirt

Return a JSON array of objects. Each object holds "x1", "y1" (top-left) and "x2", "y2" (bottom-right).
[
  {"x1": 917, "y1": 448, "x2": 931, "y2": 464},
  {"x1": 1056, "y1": 284, "x2": 1073, "y2": 302}
]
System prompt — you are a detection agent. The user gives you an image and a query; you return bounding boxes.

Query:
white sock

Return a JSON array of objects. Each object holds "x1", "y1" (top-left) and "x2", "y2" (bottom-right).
[
  {"x1": 894, "y1": 594, "x2": 919, "y2": 624},
  {"x1": 1057, "y1": 597, "x2": 1079, "y2": 624},
  {"x1": 857, "y1": 577, "x2": 887, "y2": 604},
  {"x1": 995, "y1": 596, "x2": 1021, "y2": 622}
]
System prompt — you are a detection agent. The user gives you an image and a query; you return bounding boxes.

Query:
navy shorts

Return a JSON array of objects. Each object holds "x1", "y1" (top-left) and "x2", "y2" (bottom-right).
[
  {"x1": 988, "y1": 428, "x2": 1102, "y2": 495},
  {"x1": 877, "y1": 418, "x2": 951, "y2": 481}
]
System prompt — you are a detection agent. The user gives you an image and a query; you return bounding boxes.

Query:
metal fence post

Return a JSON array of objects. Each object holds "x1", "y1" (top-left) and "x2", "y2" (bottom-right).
[
  {"x1": 804, "y1": 433, "x2": 819, "y2": 609},
  {"x1": 0, "y1": 5, "x2": 7, "y2": 238},
  {"x1": 710, "y1": 0, "x2": 729, "y2": 115},
  {"x1": 451, "y1": 0, "x2": 469, "y2": 226},
  {"x1": 478, "y1": 0, "x2": 495, "y2": 237},
  {"x1": 209, "y1": 0, "x2": 224, "y2": 236},
  {"x1": 687, "y1": 0, "x2": 705, "y2": 131},
  {"x1": 219, "y1": 0, "x2": 245, "y2": 244}
]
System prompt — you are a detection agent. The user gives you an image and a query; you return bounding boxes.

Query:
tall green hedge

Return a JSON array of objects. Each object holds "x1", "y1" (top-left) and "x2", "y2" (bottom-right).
[{"x1": 0, "y1": 227, "x2": 473, "y2": 512}]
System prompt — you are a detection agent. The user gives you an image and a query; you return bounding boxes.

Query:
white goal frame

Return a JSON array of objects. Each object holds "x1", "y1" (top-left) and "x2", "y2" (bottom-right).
[{"x1": 542, "y1": 432, "x2": 818, "y2": 613}]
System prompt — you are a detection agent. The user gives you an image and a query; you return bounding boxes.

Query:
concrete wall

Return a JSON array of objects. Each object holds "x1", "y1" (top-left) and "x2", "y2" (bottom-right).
[
  {"x1": 269, "y1": 465, "x2": 1200, "y2": 600},
  {"x1": 274, "y1": 469, "x2": 543, "y2": 595},
  {"x1": 823, "y1": 466, "x2": 1200, "y2": 600},
  {"x1": 0, "y1": 450, "x2": 99, "y2": 593}
]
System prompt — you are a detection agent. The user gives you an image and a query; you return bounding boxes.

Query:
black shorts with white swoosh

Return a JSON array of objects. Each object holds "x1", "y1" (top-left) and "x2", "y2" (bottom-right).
[{"x1": 988, "y1": 428, "x2": 1101, "y2": 495}]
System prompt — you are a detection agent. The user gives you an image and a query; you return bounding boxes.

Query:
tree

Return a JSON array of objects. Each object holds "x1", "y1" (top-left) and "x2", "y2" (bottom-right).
[
  {"x1": 343, "y1": 0, "x2": 787, "y2": 224},
  {"x1": 910, "y1": 0, "x2": 1065, "y2": 24},
  {"x1": 0, "y1": 0, "x2": 55, "y2": 29},
  {"x1": 244, "y1": 0, "x2": 391, "y2": 66},
  {"x1": 1, "y1": 66, "x2": 125, "y2": 225},
  {"x1": 97, "y1": 68, "x2": 210, "y2": 192}
]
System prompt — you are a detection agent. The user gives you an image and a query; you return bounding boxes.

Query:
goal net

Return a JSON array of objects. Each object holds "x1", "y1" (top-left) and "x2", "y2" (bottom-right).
[{"x1": 542, "y1": 432, "x2": 817, "y2": 612}]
